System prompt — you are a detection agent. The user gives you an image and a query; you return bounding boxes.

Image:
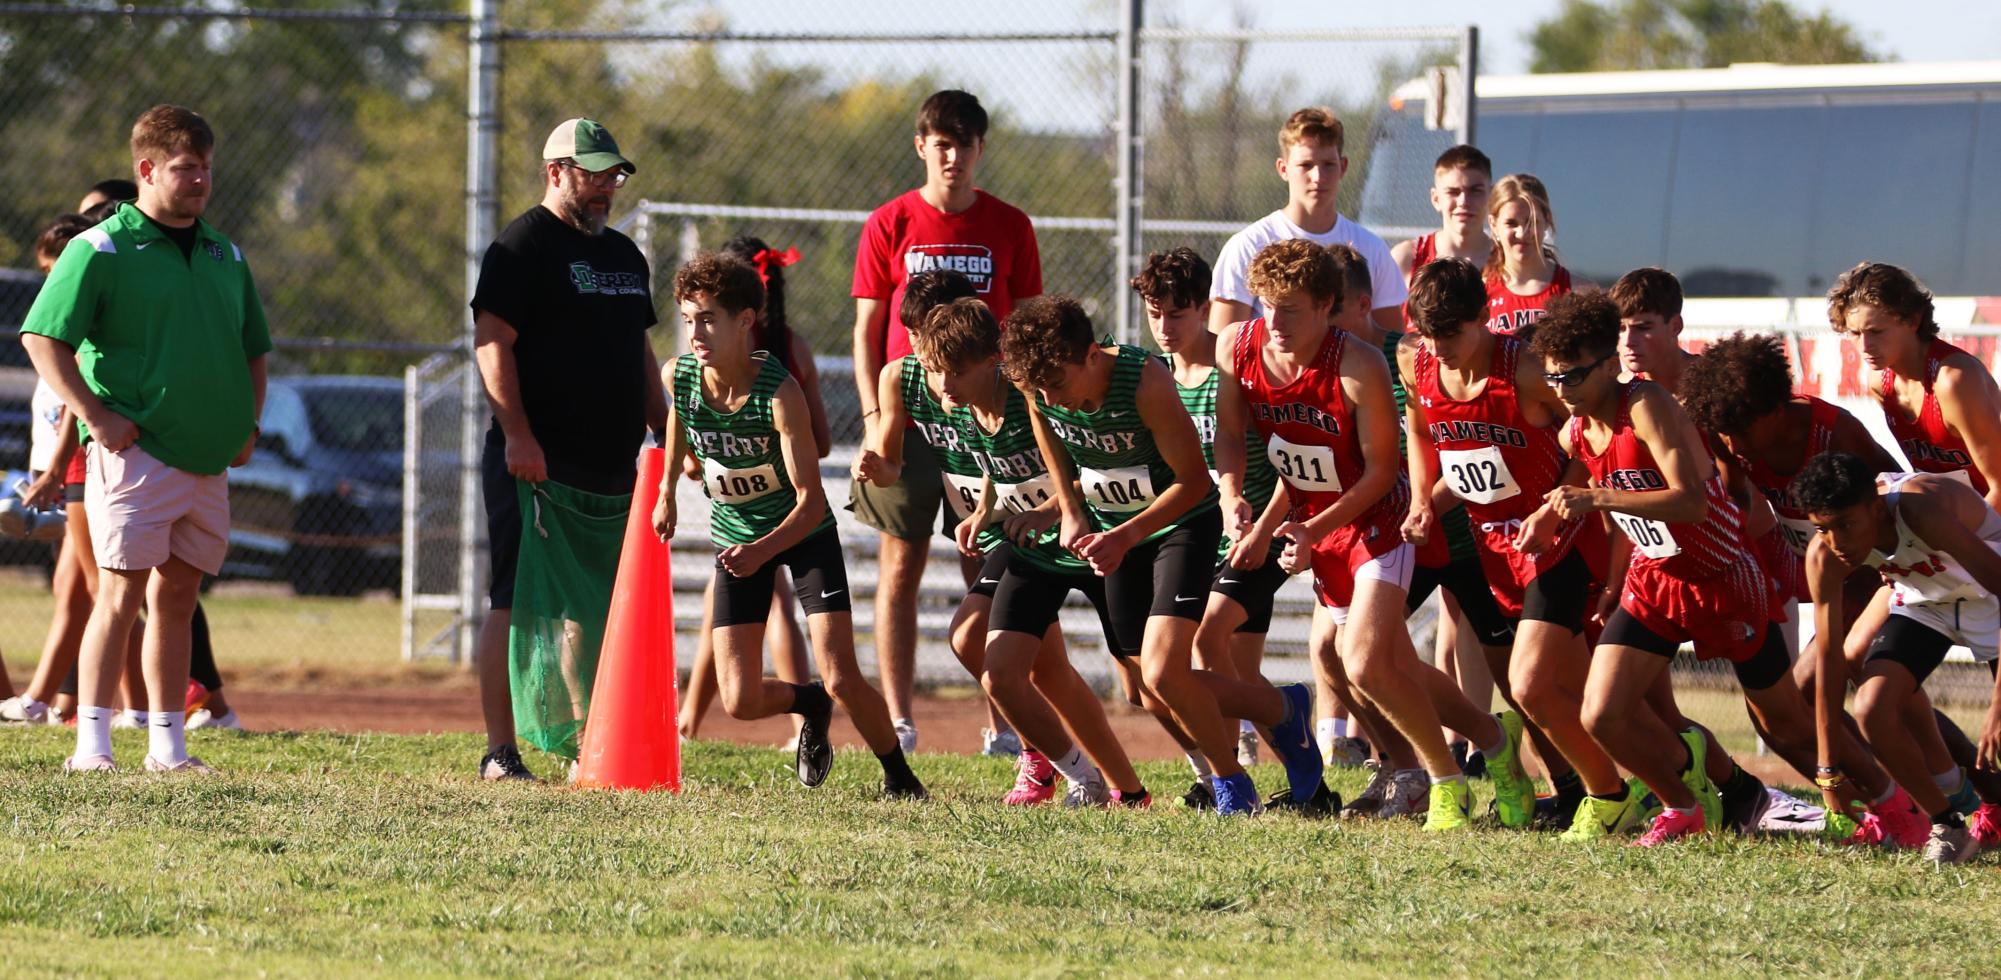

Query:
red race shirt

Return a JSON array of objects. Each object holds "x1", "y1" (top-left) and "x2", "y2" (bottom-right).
[
  {"x1": 1570, "y1": 382, "x2": 1746, "y2": 581},
  {"x1": 1484, "y1": 264, "x2": 1572, "y2": 336},
  {"x1": 1739, "y1": 396, "x2": 1841, "y2": 601},
  {"x1": 852, "y1": 189, "x2": 1042, "y2": 365},
  {"x1": 1879, "y1": 339, "x2": 1987, "y2": 494}
]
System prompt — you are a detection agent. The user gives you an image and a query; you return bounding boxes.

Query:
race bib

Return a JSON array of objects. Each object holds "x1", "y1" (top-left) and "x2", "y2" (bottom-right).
[
  {"x1": 943, "y1": 471, "x2": 986, "y2": 521},
  {"x1": 1081, "y1": 465, "x2": 1157, "y2": 513},
  {"x1": 703, "y1": 457, "x2": 781, "y2": 504},
  {"x1": 1266, "y1": 435, "x2": 1342, "y2": 493},
  {"x1": 1777, "y1": 515, "x2": 1816, "y2": 557},
  {"x1": 994, "y1": 473, "x2": 1056, "y2": 516},
  {"x1": 1613, "y1": 512, "x2": 1681, "y2": 560},
  {"x1": 1439, "y1": 445, "x2": 1519, "y2": 505}
]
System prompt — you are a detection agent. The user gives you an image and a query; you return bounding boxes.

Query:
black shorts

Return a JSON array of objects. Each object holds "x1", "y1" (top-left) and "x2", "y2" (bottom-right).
[
  {"x1": 1210, "y1": 547, "x2": 1291, "y2": 634},
  {"x1": 987, "y1": 553, "x2": 1125, "y2": 654},
  {"x1": 480, "y1": 427, "x2": 521, "y2": 610},
  {"x1": 1521, "y1": 548, "x2": 1595, "y2": 634},
  {"x1": 1102, "y1": 508, "x2": 1222, "y2": 649},
  {"x1": 968, "y1": 542, "x2": 1012, "y2": 599},
  {"x1": 1604, "y1": 609, "x2": 1793, "y2": 691},
  {"x1": 712, "y1": 526, "x2": 851, "y2": 628},
  {"x1": 1864, "y1": 614, "x2": 1957, "y2": 686},
  {"x1": 1406, "y1": 553, "x2": 1515, "y2": 647}
]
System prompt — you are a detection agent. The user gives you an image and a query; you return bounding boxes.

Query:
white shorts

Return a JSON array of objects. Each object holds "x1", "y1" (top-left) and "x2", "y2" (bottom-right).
[
  {"x1": 85, "y1": 442, "x2": 230, "y2": 575},
  {"x1": 1888, "y1": 595, "x2": 2000, "y2": 663},
  {"x1": 1327, "y1": 541, "x2": 1415, "y2": 626}
]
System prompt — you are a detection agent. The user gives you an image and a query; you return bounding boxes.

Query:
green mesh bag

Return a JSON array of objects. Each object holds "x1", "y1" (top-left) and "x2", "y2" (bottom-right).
[{"x1": 508, "y1": 478, "x2": 631, "y2": 760}]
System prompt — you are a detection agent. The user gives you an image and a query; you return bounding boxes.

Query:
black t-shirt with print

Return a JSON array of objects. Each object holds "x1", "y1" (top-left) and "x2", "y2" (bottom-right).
[{"x1": 472, "y1": 205, "x2": 657, "y2": 494}]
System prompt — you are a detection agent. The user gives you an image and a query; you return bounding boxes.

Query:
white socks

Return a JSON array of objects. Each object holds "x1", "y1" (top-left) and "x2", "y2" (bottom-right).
[
  {"x1": 1935, "y1": 767, "x2": 1965, "y2": 794},
  {"x1": 1050, "y1": 747, "x2": 1099, "y2": 784},
  {"x1": 123, "y1": 709, "x2": 150, "y2": 727},
  {"x1": 75, "y1": 705, "x2": 113, "y2": 760},
  {"x1": 149, "y1": 710, "x2": 189, "y2": 766},
  {"x1": 1186, "y1": 751, "x2": 1214, "y2": 781}
]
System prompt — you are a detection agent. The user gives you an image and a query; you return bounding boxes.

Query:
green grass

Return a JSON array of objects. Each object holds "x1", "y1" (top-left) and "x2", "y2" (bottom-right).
[{"x1": 3, "y1": 728, "x2": 2000, "y2": 976}]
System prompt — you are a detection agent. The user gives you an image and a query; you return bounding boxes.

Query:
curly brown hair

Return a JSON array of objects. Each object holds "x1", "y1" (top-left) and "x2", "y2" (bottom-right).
[
  {"x1": 1246, "y1": 239, "x2": 1341, "y2": 308},
  {"x1": 912, "y1": 297, "x2": 1001, "y2": 370},
  {"x1": 1678, "y1": 332, "x2": 1793, "y2": 436},
  {"x1": 999, "y1": 295, "x2": 1096, "y2": 391},
  {"x1": 1609, "y1": 267, "x2": 1683, "y2": 321},
  {"x1": 672, "y1": 252, "x2": 764, "y2": 316},
  {"x1": 1528, "y1": 291, "x2": 1620, "y2": 366},
  {"x1": 1130, "y1": 247, "x2": 1211, "y2": 312},
  {"x1": 1826, "y1": 262, "x2": 1938, "y2": 341},
  {"x1": 1406, "y1": 258, "x2": 1487, "y2": 338}
]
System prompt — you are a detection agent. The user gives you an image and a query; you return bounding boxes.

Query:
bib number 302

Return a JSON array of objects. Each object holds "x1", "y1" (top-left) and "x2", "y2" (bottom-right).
[{"x1": 1439, "y1": 445, "x2": 1518, "y2": 505}]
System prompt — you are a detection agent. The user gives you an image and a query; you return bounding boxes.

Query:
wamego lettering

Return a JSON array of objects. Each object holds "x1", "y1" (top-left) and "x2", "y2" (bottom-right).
[
  {"x1": 1427, "y1": 419, "x2": 1529, "y2": 448},
  {"x1": 1603, "y1": 467, "x2": 1669, "y2": 491},
  {"x1": 1901, "y1": 438, "x2": 1974, "y2": 469},
  {"x1": 1249, "y1": 402, "x2": 1342, "y2": 436},
  {"x1": 1042, "y1": 415, "x2": 1140, "y2": 453},
  {"x1": 904, "y1": 244, "x2": 995, "y2": 291}
]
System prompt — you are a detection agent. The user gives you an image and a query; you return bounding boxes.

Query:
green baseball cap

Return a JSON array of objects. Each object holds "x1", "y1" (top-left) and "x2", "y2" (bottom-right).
[{"x1": 542, "y1": 117, "x2": 635, "y2": 174}]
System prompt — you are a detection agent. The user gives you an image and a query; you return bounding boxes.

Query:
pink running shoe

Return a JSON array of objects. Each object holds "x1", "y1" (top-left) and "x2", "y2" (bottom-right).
[
  {"x1": 1872, "y1": 788, "x2": 1930, "y2": 850},
  {"x1": 1840, "y1": 811, "x2": 1886, "y2": 848},
  {"x1": 1003, "y1": 749, "x2": 1059, "y2": 806},
  {"x1": 1968, "y1": 803, "x2": 2001, "y2": 849},
  {"x1": 1632, "y1": 807, "x2": 1706, "y2": 847}
]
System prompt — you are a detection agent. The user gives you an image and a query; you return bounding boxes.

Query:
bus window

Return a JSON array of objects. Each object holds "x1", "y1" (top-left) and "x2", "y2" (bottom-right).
[
  {"x1": 1811, "y1": 100, "x2": 1978, "y2": 295},
  {"x1": 1961, "y1": 100, "x2": 2001, "y2": 300},
  {"x1": 1513, "y1": 106, "x2": 1676, "y2": 284},
  {"x1": 1665, "y1": 104, "x2": 1825, "y2": 296}
]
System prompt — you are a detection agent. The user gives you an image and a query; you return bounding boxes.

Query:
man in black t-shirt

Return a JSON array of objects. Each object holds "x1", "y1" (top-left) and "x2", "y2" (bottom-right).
[{"x1": 470, "y1": 117, "x2": 666, "y2": 781}]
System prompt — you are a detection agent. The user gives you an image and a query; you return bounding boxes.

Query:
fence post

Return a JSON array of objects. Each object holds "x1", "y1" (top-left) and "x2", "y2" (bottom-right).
[
  {"x1": 1456, "y1": 25, "x2": 1478, "y2": 147},
  {"x1": 402, "y1": 361, "x2": 422, "y2": 662},
  {"x1": 461, "y1": 0, "x2": 502, "y2": 667},
  {"x1": 1113, "y1": 0, "x2": 1143, "y2": 343}
]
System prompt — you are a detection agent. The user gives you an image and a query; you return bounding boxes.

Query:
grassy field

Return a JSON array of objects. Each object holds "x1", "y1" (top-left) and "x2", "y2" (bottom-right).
[{"x1": 3, "y1": 727, "x2": 2000, "y2": 976}]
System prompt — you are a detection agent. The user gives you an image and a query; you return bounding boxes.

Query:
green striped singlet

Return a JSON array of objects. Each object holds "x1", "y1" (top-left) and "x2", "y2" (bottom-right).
[
  {"x1": 1036, "y1": 344, "x2": 1218, "y2": 542},
  {"x1": 1172, "y1": 360, "x2": 1278, "y2": 563},
  {"x1": 953, "y1": 382, "x2": 1085, "y2": 573},
  {"x1": 673, "y1": 352, "x2": 834, "y2": 547},
  {"x1": 899, "y1": 356, "x2": 996, "y2": 543},
  {"x1": 1382, "y1": 331, "x2": 1476, "y2": 562}
]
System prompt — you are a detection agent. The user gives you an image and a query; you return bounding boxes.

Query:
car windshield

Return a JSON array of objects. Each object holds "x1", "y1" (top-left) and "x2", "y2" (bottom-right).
[{"x1": 303, "y1": 387, "x2": 403, "y2": 453}]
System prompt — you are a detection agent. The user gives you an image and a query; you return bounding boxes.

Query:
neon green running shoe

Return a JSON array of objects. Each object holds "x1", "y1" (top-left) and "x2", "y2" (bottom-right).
[
  {"x1": 1560, "y1": 787, "x2": 1645, "y2": 841},
  {"x1": 1423, "y1": 778, "x2": 1473, "y2": 833},
  {"x1": 1484, "y1": 711, "x2": 1537, "y2": 829},
  {"x1": 1678, "y1": 728, "x2": 1723, "y2": 833}
]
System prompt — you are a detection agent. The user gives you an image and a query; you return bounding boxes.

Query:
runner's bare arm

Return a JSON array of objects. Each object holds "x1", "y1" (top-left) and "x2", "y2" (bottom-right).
[
  {"x1": 853, "y1": 297, "x2": 889, "y2": 420},
  {"x1": 722, "y1": 377, "x2": 826, "y2": 577},
  {"x1": 1208, "y1": 298, "x2": 1251, "y2": 338},
  {"x1": 1023, "y1": 395, "x2": 1091, "y2": 553},
  {"x1": 1899, "y1": 476, "x2": 2001, "y2": 770},
  {"x1": 853, "y1": 361, "x2": 907, "y2": 486},
  {"x1": 1804, "y1": 535, "x2": 1855, "y2": 771},
  {"x1": 1390, "y1": 239, "x2": 1415, "y2": 279},
  {"x1": 1933, "y1": 360, "x2": 2001, "y2": 512},
  {"x1": 1556, "y1": 384, "x2": 1710, "y2": 524},
  {"x1": 652, "y1": 370, "x2": 689, "y2": 541},
  {"x1": 1211, "y1": 320, "x2": 1254, "y2": 533},
  {"x1": 1827, "y1": 407, "x2": 1903, "y2": 473},
  {"x1": 1398, "y1": 336, "x2": 1439, "y2": 545},
  {"x1": 1290, "y1": 340, "x2": 1400, "y2": 546},
  {"x1": 1108, "y1": 357, "x2": 1214, "y2": 545}
]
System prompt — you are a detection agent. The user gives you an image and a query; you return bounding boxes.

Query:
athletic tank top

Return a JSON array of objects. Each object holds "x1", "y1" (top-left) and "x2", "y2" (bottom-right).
[
  {"x1": 897, "y1": 356, "x2": 987, "y2": 525},
  {"x1": 1485, "y1": 264, "x2": 1573, "y2": 337},
  {"x1": 1879, "y1": 339, "x2": 1987, "y2": 494},
  {"x1": 1741, "y1": 396, "x2": 1841, "y2": 560},
  {"x1": 1871, "y1": 472, "x2": 2001, "y2": 606},
  {"x1": 1414, "y1": 336, "x2": 1578, "y2": 542},
  {"x1": 1569, "y1": 381, "x2": 1745, "y2": 579},
  {"x1": 1233, "y1": 319, "x2": 1410, "y2": 529},
  {"x1": 954, "y1": 382, "x2": 1084, "y2": 573},
  {"x1": 1174, "y1": 361, "x2": 1278, "y2": 562},
  {"x1": 1387, "y1": 330, "x2": 1476, "y2": 563},
  {"x1": 1037, "y1": 344, "x2": 1218, "y2": 540},
  {"x1": 673, "y1": 352, "x2": 834, "y2": 547},
  {"x1": 1399, "y1": 234, "x2": 1438, "y2": 331}
]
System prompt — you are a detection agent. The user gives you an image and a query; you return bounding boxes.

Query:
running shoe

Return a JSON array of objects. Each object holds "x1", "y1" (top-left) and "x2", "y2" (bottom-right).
[
  {"x1": 1750, "y1": 788, "x2": 1825, "y2": 835},
  {"x1": 479, "y1": 744, "x2": 536, "y2": 782},
  {"x1": 1266, "y1": 781, "x2": 1341, "y2": 817},
  {"x1": 1111, "y1": 788, "x2": 1152, "y2": 809},
  {"x1": 1341, "y1": 761, "x2": 1393, "y2": 819},
  {"x1": 1237, "y1": 726, "x2": 1259, "y2": 768},
  {"x1": 893, "y1": 718, "x2": 918, "y2": 754},
  {"x1": 1560, "y1": 790, "x2": 1646, "y2": 842},
  {"x1": 1677, "y1": 728, "x2": 1723, "y2": 833},
  {"x1": 111, "y1": 711, "x2": 147, "y2": 731},
  {"x1": 1720, "y1": 767, "x2": 1768, "y2": 833},
  {"x1": 187, "y1": 708, "x2": 242, "y2": 731},
  {"x1": 62, "y1": 754, "x2": 116, "y2": 772},
  {"x1": 1484, "y1": 711, "x2": 1537, "y2": 829},
  {"x1": 1003, "y1": 750, "x2": 1059, "y2": 806},
  {"x1": 794, "y1": 682, "x2": 835, "y2": 788},
  {"x1": 882, "y1": 776, "x2": 929, "y2": 801},
  {"x1": 1945, "y1": 772, "x2": 1979, "y2": 816},
  {"x1": 1923, "y1": 822, "x2": 1981, "y2": 865},
  {"x1": 981, "y1": 727, "x2": 1022, "y2": 758},
  {"x1": 1382, "y1": 769, "x2": 1433, "y2": 819},
  {"x1": 1262, "y1": 684, "x2": 1327, "y2": 805},
  {"x1": 1632, "y1": 807, "x2": 1706, "y2": 847},
  {"x1": 0, "y1": 696, "x2": 49, "y2": 725},
  {"x1": 184, "y1": 679, "x2": 210, "y2": 714},
  {"x1": 1326, "y1": 736, "x2": 1371, "y2": 769},
  {"x1": 144, "y1": 755, "x2": 217, "y2": 775},
  {"x1": 1422, "y1": 779, "x2": 1473, "y2": 832},
  {"x1": 1181, "y1": 779, "x2": 1215, "y2": 811},
  {"x1": 1212, "y1": 771, "x2": 1262, "y2": 816},
  {"x1": 1873, "y1": 787, "x2": 1930, "y2": 850},
  {"x1": 1063, "y1": 769, "x2": 1111, "y2": 808},
  {"x1": 1964, "y1": 802, "x2": 2001, "y2": 849}
]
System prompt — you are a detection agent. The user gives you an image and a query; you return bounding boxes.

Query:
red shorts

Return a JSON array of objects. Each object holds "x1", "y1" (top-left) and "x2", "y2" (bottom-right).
[
  {"x1": 1468, "y1": 514, "x2": 1607, "y2": 618},
  {"x1": 1615, "y1": 556, "x2": 1777, "y2": 663},
  {"x1": 1309, "y1": 511, "x2": 1409, "y2": 609},
  {"x1": 64, "y1": 450, "x2": 86, "y2": 487}
]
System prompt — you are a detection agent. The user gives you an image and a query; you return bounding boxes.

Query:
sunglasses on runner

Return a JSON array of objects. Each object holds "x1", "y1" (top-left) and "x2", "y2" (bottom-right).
[{"x1": 1543, "y1": 354, "x2": 1612, "y2": 389}]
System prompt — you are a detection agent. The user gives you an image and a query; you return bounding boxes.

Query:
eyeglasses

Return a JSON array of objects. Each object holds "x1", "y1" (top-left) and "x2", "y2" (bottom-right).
[
  {"x1": 1543, "y1": 354, "x2": 1612, "y2": 389},
  {"x1": 561, "y1": 160, "x2": 628, "y2": 188}
]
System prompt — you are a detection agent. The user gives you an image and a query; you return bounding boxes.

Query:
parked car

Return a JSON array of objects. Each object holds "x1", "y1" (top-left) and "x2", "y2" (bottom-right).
[{"x1": 224, "y1": 375, "x2": 403, "y2": 595}]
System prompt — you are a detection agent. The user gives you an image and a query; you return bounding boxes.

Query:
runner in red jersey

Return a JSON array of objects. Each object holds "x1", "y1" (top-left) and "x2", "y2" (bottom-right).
[
  {"x1": 1518, "y1": 292, "x2": 1784, "y2": 846},
  {"x1": 1391, "y1": 144, "x2": 1494, "y2": 323},
  {"x1": 1215, "y1": 239, "x2": 1528, "y2": 831},
  {"x1": 1400, "y1": 258, "x2": 1625, "y2": 834},
  {"x1": 1830, "y1": 262, "x2": 2001, "y2": 509},
  {"x1": 1482, "y1": 174, "x2": 1589, "y2": 338}
]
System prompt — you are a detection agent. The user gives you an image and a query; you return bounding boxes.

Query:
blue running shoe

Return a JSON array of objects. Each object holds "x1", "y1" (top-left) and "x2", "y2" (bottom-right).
[
  {"x1": 1213, "y1": 771, "x2": 1263, "y2": 816},
  {"x1": 1262, "y1": 683, "x2": 1327, "y2": 803}
]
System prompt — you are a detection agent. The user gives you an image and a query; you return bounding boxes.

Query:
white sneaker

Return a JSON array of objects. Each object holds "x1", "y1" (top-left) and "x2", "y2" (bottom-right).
[
  {"x1": 187, "y1": 708, "x2": 242, "y2": 731},
  {"x1": 1924, "y1": 822, "x2": 1981, "y2": 865},
  {"x1": 1378, "y1": 770, "x2": 1432, "y2": 819},
  {"x1": 1062, "y1": 768, "x2": 1110, "y2": 808},
  {"x1": 63, "y1": 754, "x2": 117, "y2": 772},
  {"x1": 111, "y1": 711, "x2": 148, "y2": 730},
  {"x1": 981, "y1": 727, "x2": 1022, "y2": 757},
  {"x1": 893, "y1": 719, "x2": 918, "y2": 754},
  {"x1": 144, "y1": 754, "x2": 217, "y2": 775},
  {"x1": 1341, "y1": 761, "x2": 1394, "y2": 819},
  {"x1": 1236, "y1": 727, "x2": 1259, "y2": 768},
  {"x1": 1754, "y1": 788, "x2": 1826, "y2": 834},
  {"x1": 0, "y1": 696, "x2": 49, "y2": 724}
]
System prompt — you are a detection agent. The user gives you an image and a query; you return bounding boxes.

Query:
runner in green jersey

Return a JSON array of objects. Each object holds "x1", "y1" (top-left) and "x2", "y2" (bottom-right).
[
  {"x1": 1003, "y1": 295, "x2": 1321, "y2": 816},
  {"x1": 653, "y1": 253, "x2": 923, "y2": 799},
  {"x1": 883, "y1": 298, "x2": 1149, "y2": 806}
]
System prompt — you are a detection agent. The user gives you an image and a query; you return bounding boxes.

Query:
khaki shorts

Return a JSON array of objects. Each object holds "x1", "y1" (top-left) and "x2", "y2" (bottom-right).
[
  {"x1": 847, "y1": 426, "x2": 954, "y2": 542},
  {"x1": 85, "y1": 442, "x2": 230, "y2": 575}
]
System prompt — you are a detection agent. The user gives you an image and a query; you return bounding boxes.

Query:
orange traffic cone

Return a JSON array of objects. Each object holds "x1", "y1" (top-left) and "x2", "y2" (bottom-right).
[{"x1": 573, "y1": 446, "x2": 681, "y2": 791}]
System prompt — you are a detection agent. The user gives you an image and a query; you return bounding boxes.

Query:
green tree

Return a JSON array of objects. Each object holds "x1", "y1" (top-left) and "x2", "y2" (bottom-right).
[{"x1": 1528, "y1": 0, "x2": 1879, "y2": 73}]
